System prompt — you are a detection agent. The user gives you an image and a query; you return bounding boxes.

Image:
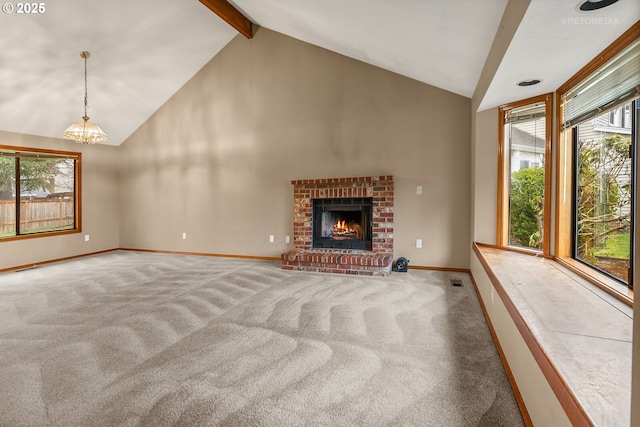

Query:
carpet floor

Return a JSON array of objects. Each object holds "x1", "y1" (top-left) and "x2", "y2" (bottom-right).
[{"x1": 0, "y1": 250, "x2": 524, "y2": 427}]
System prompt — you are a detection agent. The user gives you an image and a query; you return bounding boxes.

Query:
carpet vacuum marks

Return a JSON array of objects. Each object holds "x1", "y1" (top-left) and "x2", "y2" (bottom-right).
[{"x1": 0, "y1": 251, "x2": 524, "y2": 426}]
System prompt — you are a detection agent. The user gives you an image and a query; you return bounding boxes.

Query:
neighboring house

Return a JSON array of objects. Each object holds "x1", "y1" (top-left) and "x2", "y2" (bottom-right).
[
  {"x1": 595, "y1": 103, "x2": 633, "y2": 137},
  {"x1": 509, "y1": 125, "x2": 546, "y2": 173}
]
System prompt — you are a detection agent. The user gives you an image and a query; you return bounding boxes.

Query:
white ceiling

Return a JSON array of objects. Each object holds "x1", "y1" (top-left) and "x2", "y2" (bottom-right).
[
  {"x1": 0, "y1": 0, "x2": 638, "y2": 146},
  {"x1": 231, "y1": 0, "x2": 509, "y2": 99},
  {"x1": 480, "y1": 0, "x2": 640, "y2": 110},
  {"x1": 0, "y1": 0, "x2": 237, "y2": 146}
]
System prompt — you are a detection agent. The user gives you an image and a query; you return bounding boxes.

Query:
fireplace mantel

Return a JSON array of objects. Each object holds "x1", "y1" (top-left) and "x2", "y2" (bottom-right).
[{"x1": 282, "y1": 176, "x2": 394, "y2": 276}]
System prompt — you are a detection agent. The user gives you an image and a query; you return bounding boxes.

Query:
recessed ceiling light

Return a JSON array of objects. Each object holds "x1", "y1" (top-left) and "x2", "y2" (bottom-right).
[
  {"x1": 578, "y1": 0, "x2": 619, "y2": 11},
  {"x1": 517, "y1": 79, "x2": 542, "y2": 87}
]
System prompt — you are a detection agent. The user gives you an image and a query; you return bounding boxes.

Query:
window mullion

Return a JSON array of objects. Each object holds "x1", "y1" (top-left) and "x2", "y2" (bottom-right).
[
  {"x1": 630, "y1": 99, "x2": 638, "y2": 289},
  {"x1": 14, "y1": 157, "x2": 20, "y2": 236}
]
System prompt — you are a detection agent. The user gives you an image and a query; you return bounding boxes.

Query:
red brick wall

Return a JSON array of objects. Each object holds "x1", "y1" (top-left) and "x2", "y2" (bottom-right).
[{"x1": 290, "y1": 176, "x2": 394, "y2": 254}]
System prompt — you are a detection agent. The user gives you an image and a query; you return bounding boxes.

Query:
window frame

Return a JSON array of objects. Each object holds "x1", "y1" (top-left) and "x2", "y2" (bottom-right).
[
  {"x1": 497, "y1": 93, "x2": 553, "y2": 255},
  {"x1": 0, "y1": 145, "x2": 82, "y2": 241},
  {"x1": 555, "y1": 22, "x2": 638, "y2": 300},
  {"x1": 571, "y1": 100, "x2": 635, "y2": 286}
]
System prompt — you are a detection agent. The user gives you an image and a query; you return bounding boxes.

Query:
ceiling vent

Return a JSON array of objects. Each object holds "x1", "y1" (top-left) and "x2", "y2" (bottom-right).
[
  {"x1": 517, "y1": 79, "x2": 542, "y2": 87},
  {"x1": 578, "y1": 0, "x2": 619, "y2": 11}
]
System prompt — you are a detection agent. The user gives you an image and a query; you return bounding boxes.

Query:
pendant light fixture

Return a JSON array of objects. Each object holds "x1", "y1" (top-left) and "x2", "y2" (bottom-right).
[{"x1": 63, "y1": 51, "x2": 107, "y2": 144}]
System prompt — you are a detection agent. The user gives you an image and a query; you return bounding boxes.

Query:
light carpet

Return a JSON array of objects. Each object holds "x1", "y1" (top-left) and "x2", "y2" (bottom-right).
[{"x1": 0, "y1": 250, "x2": 524, "y2": 426}]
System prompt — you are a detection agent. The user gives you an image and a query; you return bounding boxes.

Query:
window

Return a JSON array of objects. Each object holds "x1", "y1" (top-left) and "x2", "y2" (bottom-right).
[
  {"x1": 609, "y1": 109, "x2": 618, "y2": 127},
  {"x1": 0, "y1": 146, "x2": 81, "y2": 240},
  {"x1": 557, "y1": 29, "x2": 638, "y2": 293},
  {"x1": 574, "y1": 102, "x2": 634, "y2": 283},
  {"x1": 498, "y1": 94, "x2": 552, "y2": 253},
  {"x1": 606, "y1": 105, "x2": 632, "y2": 130}
]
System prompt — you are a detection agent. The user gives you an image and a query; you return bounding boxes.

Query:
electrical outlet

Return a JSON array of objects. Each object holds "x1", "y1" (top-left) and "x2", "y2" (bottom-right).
[
  {"x1": 285, "y1": 235, "x2": 290, "y2": 244},
  {"x1": 182, "y1": 232, "x2": 187, "y2": 240},
  {"x1": 269, "y1": 235, "x2": 274, "y2": 243},
  {"x1": 416, "y1": 185, "x2": 423, "y2": 195},
  {"x1": 84, "y1": 234, "x2": 90, "y2": 242},
  {"x1": 416, "y1": 239, "x2": 422, "y2": 248}
]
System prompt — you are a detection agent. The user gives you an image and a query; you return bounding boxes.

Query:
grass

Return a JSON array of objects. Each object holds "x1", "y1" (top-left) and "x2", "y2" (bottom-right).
[
  {"x1": 593, "y1": 233, "x2": 630, "y2": 259},
  {"x1": 0, "y1": 225, "x2": 74, "y2": 238}
]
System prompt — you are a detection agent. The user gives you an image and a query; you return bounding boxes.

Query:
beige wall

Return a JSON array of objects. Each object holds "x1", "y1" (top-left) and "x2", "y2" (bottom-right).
[
  {"x1": 472, "y1": 108, "x2": 499, "y2": 244},
  {"x1": 0, "y1": 131, "x2": 120, "y2": 270},
  {"x1": 118, "y1": 28, "x2": 471, "y2": 269}
]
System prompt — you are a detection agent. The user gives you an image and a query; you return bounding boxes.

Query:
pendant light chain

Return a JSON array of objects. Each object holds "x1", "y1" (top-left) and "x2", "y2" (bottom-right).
[{"x1": 83, "y1": 52, "x2": 88, "y2": 120}]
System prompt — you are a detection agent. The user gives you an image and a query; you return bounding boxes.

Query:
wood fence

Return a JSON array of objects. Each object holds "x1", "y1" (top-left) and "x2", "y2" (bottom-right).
[{"x1": 0, "y1": 199, "x2": 74, "y2": 234}]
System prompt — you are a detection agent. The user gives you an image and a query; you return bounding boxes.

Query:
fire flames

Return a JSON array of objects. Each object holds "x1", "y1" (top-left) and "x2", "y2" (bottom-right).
[{"x1": 333, "y1": 219, "x2": 359, "y2": 238}]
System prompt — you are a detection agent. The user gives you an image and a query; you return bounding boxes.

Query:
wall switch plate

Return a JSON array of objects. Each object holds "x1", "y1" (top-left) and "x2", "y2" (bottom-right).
[
  {"x1": 416, "y1": 185, "x2": 423, "y2": 195},
  {"x1": 416, "y1": 239, "x2": 422, "y2": 248},
  {"x1": 182, "y1": 232, "x2": 187, "y2": 240},
  {"x1": 269, "y1": 235, "x2": 274, "y2": 243},
  {"x1": 285, "y1": 235, "x2": 290, "y2": 244},
  {"x1": 84, "y1": 235, "x2": 90, "y2": 242}
]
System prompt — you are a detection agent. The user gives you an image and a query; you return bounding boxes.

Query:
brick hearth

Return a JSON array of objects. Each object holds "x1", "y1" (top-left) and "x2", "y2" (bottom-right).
[{"x1": 282, "y1": 176, "x2": 394, "y2": 276}]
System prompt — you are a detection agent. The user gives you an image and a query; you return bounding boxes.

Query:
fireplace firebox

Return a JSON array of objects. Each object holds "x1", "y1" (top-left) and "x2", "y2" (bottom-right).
[{"x1": 312, "y1": 198, "x2": 372, "y2": 250}]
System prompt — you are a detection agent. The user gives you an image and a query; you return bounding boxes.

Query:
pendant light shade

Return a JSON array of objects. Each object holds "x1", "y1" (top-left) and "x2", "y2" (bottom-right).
[
  {"x1": 63, "y1": 51, "x2": 107, "y2": 144},
  {"x1": 63, "y1": 116, "x2": 107, "y2": 144}
]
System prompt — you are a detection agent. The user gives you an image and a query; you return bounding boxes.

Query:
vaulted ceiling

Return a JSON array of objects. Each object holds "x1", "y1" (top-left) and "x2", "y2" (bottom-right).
[{"x1": 0, "y1": 0, "x2": 638, "y2": 146}]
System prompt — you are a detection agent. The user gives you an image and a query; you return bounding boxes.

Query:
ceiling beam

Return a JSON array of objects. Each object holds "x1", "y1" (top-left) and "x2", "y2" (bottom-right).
[{"x1": 199, "y1": 0, "x2": 254, "y2": 39}]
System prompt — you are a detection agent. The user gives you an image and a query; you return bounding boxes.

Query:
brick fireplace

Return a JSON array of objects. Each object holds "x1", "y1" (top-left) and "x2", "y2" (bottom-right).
[{"x1": 281, "y1": 176, "x2": 394, "y2": 276}]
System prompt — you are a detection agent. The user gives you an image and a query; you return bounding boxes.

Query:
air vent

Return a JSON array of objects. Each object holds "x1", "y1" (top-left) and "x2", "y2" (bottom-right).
[{"x1": 450, "y1": 279, "x2": 464, "y2": 287}]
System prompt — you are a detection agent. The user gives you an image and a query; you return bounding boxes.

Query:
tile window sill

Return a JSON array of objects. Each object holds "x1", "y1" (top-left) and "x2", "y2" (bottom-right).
[{"x1": 473, "y1": 243, "x2": 633, "y2": 426}]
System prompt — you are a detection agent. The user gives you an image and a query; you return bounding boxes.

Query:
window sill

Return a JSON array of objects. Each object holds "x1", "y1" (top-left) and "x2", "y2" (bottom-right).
[
  {"x1": 498, "y1": 245, "x2": 632, "y2": 306},
  {"x1": 555, "y1": 256, "x2": 633, "y2": 305},
  {"x1": 0, "y1": 228, "x2": 80, "y2": 242},
  {"x1": 473, "y1": 243, "x2": 633, "y2": 426}
]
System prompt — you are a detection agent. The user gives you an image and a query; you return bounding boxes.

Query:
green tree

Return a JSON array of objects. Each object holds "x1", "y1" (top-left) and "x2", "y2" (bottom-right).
[
  {"x1": 576, "y1": 134, "x2": 631, "y2": 263},
  {"x1": 509, "y1": 165, "x2": 545, "y2": 248},
  {"x1": 0, "y1": 157, "x2": 15, "y2": 199},
  {"x1": 0, "y1": 157, "x2": 63, "y2": 200}
]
